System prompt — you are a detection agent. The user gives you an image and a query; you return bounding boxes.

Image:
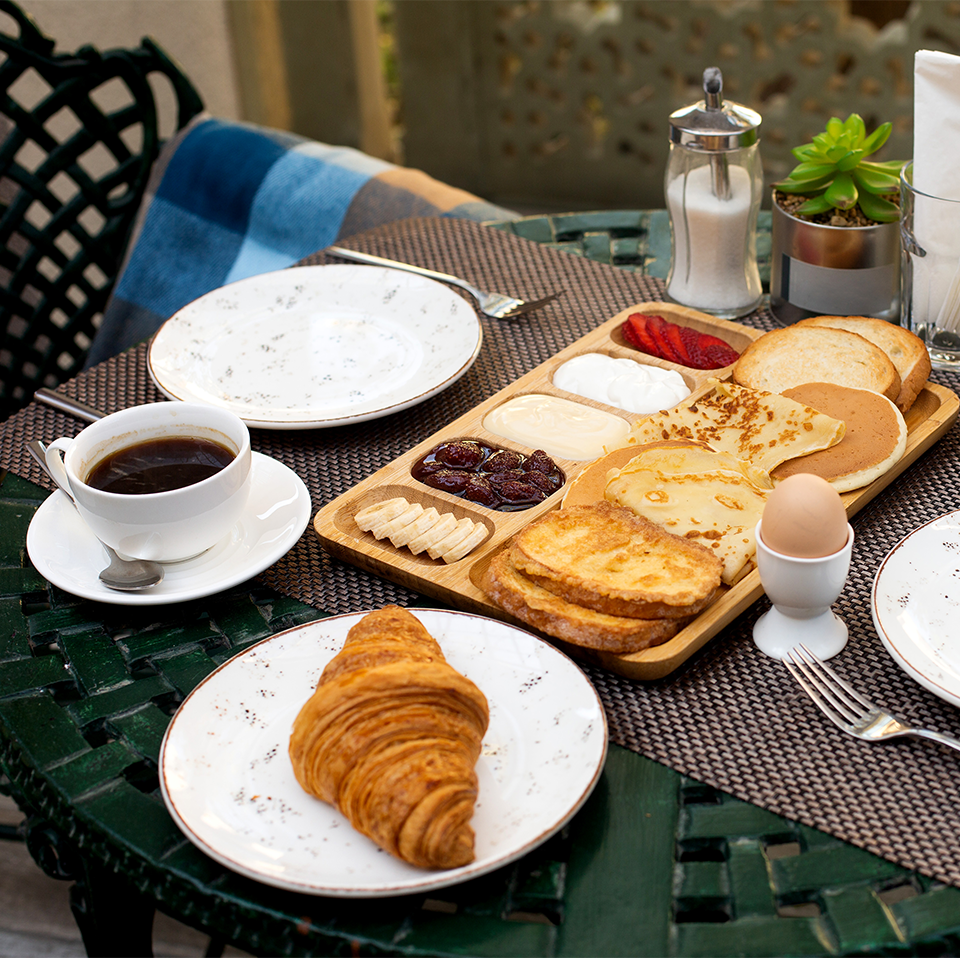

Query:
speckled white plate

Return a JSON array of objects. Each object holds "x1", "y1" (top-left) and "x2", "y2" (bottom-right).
[
  {"x1": 159, "y1": 609, "x2": 607, "y2": 897},
  {"x1": 147, "y1": 265, "x2": 482, "y2": 429},
  {"x1": 26, "y1": 453, "x2": 310, "y2": 606},
  {"x1": 872, "y1": 510, "x2": 960, "y2": 707}
]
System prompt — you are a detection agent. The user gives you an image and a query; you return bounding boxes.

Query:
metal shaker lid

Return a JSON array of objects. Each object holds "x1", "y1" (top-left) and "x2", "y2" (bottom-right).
[{"x1": 669, "y1": 67, "x2": 761, "y2": 152}]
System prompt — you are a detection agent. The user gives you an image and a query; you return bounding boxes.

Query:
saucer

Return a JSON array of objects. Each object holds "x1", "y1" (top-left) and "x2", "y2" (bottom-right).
[{"x1": 26, "y1": 452, "x2": 311, "y2": 606}]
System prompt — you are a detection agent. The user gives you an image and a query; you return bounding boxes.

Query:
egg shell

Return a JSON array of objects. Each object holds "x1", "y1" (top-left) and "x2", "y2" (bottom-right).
[{"x1": 760, "y1": 473, "x2": 848, "y2": 558}]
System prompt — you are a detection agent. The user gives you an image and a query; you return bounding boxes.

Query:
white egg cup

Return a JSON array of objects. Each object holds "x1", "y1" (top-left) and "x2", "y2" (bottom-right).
[{"x1": 752, "y1": 519, "x2": 855, "y2": 660}]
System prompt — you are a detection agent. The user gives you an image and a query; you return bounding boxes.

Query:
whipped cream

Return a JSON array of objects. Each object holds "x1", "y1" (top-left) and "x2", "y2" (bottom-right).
[
  {"x1": 552, "y1": 353, "x2": 690, "y2": 414},
  {"x1": 482, "y1": 394, "x2": 630, "y2": 461}
]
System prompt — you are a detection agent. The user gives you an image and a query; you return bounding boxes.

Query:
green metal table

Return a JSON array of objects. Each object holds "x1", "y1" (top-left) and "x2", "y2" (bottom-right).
[{"x1": 3, "y1": 211, "x2": 960, "y2": 957}]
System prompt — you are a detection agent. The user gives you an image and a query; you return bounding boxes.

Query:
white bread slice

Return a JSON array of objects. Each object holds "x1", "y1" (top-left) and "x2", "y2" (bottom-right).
[
  {"x1": 795, "y1": 316, "x2": 930, "y2": 413},
  {"x1": 732, "y1": 326, "x2": 901, "y2": 403},
  {"x1": 772, "y1": 383, "x2": 907, "y2": 492}
]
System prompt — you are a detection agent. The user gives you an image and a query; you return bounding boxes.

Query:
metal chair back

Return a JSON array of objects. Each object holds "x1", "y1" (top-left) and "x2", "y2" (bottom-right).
[{"x1": 0, "y1": 0, "x2": 202, "y2": 418}]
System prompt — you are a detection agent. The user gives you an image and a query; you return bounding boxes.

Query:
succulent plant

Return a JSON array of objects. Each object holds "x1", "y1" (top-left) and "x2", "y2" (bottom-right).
[{"x1": 774, "y1": 114, "x2": 906, "y2": 223}]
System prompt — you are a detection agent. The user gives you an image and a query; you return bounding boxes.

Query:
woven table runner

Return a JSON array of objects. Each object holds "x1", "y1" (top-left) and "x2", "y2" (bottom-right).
[{"x1": 5, "y1": 216, "x2": 960, "y2": 889}]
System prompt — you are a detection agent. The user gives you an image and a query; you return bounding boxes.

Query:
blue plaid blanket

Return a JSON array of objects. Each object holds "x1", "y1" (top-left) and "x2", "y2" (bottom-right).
[{"x1": 88, "y1": 117, "x2": 517, "y2": 365}]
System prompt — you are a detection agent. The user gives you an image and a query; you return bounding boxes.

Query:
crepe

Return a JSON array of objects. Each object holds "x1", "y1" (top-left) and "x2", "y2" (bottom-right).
[
  {"x1": 624, "y1": 380, "x2": 845, "y2": 474},
  {"x1": 289, "y1": 605, "x2": 490, "y2": 869},
  {"x1": 604, "y1": 440, "x2": 771, "y2": 585}
]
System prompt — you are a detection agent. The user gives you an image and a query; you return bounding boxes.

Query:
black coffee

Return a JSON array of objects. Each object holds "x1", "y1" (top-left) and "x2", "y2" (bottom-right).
[{"x1": 85, "y1": 436, "x2": 235, "y2": 495}]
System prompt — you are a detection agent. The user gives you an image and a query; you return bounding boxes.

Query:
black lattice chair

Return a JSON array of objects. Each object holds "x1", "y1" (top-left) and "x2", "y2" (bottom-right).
[{"x1": 0, "y1": 0, "x2": 203, "y2": 420}]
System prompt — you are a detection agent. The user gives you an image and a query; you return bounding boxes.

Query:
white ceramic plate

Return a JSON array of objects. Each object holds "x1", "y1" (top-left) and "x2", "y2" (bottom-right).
[
  {"x1": 147, "y1": 265, "x2": 482, "y2": 429},
  {"x1": 26, "y1": 452, "x2": 310, "y2": 606},
  {"x1": 159, "y1": 609, "x2": 608, "y2": 898},
  {"x1": 872, "y1": 510, "x2": 960, "y2": 707}
]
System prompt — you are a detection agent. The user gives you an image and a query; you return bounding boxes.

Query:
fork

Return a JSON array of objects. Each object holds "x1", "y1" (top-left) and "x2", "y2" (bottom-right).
[
  {"x1": 326, "y1": 246, "x2": 565, "y2": 320},
  {"x1": 784, "y1": 644, "x2": 960, "y2": 754}
]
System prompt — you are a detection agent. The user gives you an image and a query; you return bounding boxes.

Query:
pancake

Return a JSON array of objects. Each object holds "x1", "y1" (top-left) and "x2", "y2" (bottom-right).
[{"x1": 772, "y1": 383, "x2": 907, "y2": 492}]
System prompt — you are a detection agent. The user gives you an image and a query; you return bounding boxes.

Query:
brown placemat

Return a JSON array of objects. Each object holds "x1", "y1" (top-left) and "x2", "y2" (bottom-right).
[{"x1": 6, "y1": 216, "x2": 960, "y2": 889}]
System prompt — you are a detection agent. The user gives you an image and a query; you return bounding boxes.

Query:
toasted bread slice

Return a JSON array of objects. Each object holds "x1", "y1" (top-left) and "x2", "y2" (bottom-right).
[
  {"x1": 509, "y1": 500, "x2": 721, "y2": 618},
  {"x1": 480, "y1": 549, "x2": 690, "y2": 653},
  {"x1": 772, "y1": 383, "x2": 907, "y2": 492},
  {"x1": 732, "y1": 326, "x2": 901, "y2": 402},
  {"x1": 794, "y1": 316, "x2": 930, "y2": 413}
]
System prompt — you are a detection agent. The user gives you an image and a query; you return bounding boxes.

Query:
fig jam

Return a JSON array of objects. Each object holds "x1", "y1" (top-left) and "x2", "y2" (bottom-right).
[{"x1": 411, "y1": 439, "x2": 564, "y2": 511}]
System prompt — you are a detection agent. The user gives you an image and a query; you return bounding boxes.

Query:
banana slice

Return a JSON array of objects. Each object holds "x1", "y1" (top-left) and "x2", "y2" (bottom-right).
[
  {"x1": 408, "y1": 512, "x2": 458, "y2": 555},
  {"x1": 374, "y1": 502, "x2": 424, "y2": 539},
  {"x1": 355, "y1": 496, "x2": 488, "y2": 562},
  {"x1": 355, "y1": 497, "x2": 410, "y2": 532},
  {"x1": 390, "y1": 506, "x2": 440, "y2": 548},
  {"x1": 426, "y1": 517, "x2": 475, "y2": 560},
  {"x1": 441, "y1": 521, "x2": 489, "y2": 563}
]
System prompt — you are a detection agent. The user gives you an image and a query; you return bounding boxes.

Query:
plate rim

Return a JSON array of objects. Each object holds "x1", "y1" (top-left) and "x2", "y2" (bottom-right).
[
  {"x1": 158, "y1": 607, "x2": 609, "y2": 897},
  {"x1": 871, "y1": 508, "x2": 960, "y2": 707},
  {"x1": 146, "y1": 264, "x2": 483, "y2": 430},
  {"x1": 25, "y1": 452, "x2": 311, "y2": 606}
]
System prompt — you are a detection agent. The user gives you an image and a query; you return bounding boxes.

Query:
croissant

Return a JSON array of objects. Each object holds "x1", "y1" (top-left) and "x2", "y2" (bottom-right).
[{"x1": 289, "y1": 605, "x2": 490, "y2": 869}]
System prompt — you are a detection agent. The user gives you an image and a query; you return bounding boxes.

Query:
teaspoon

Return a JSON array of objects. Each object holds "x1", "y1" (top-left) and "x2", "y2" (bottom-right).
[{"x1": 25, "y1": 440, "x2": 165, "y2": 592}]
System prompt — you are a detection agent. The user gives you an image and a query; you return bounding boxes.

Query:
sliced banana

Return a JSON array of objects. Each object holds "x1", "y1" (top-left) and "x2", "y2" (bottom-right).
[
  {"x1": 355, "y1": 497, "x2": 410, "y2": 532},
  {"x1": 355, "y1": 496, "x2": 488, "y2": 562},
  {"x1": 390, "y1": 506, "x2": 439, "y2": 548},
  {"x1": 426, "y1": 517, "x2": 475, "y2": 560},
  {"x1": 408, "y1": 512, "x2": 458, "y2": 554},
  {"x1": 441, "y1": 521, "x2": 489, "y2": 563},
  {"x1": 373, "y1": 502, "x2": 424, "y2": 539}
]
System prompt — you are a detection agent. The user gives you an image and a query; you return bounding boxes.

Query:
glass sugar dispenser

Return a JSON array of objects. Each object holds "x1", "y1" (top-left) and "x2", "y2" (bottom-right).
[{"x1": 665, "y1": 67, "x2": 763, "y2": 319}]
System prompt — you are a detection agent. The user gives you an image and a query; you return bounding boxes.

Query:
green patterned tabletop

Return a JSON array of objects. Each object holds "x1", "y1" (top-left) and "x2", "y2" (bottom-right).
[{"x1": 3, "y1": 212, "x2": 960, "y2": 958}]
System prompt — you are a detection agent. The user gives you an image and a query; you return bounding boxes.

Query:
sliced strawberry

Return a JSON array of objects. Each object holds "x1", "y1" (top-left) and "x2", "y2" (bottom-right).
[
  {"x1": 622, "y1": 313, "x2": 661, "y2": 357},
  {"x1": 684, "y1": 330, "x2": 740, "y2": 369},
  {"x1": 702, "y1": 341, "x2": 740, "y2": 368},
  {"x1": 661, "y1": 319, "x2": 690, "y2": 365},
  {"x1": 677, "y1": 324, "x2": 702, "y2": 362}
]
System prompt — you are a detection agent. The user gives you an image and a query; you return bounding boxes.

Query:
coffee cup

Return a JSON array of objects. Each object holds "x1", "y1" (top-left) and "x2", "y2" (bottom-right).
[{"x1": 44, "y1": 402, "x2": 252, "y2": 562}]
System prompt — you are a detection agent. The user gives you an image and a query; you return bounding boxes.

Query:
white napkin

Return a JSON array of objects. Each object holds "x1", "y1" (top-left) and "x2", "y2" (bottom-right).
[
  {"x1": 912, "y1": 50, "x2": 960, "y2": 330},
  {"x1": 914, "y1": 50, "x2": 960, "y2": 198}
]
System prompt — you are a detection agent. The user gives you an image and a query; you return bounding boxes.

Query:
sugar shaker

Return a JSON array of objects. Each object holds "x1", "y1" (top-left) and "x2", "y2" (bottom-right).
[{"x1": 665, "y1": 67, "x2": 763, "y2": 318}]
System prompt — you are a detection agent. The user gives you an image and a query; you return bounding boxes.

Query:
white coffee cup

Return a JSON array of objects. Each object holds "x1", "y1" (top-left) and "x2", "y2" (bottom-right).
[{"x1": 44, "y1": 402, "x2": 252, "y2": 562}]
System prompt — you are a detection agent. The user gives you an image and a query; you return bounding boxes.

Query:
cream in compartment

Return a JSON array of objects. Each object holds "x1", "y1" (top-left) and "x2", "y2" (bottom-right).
[
  {"x1": 482, "y1": 394, "x2": 630, "y2": 461},
  {"x1": 552, "y1": 353, "x2": 690, "y2": 414}
]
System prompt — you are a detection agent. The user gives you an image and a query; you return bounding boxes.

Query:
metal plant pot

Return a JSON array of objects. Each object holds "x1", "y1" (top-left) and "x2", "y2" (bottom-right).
[{"x1": 769, "y1": 198, "x2": 900, "y2": 324}]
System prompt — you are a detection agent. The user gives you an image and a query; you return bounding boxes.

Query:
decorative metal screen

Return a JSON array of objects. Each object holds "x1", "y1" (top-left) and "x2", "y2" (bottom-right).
[{"x1": 396, "y1": 0, "x2": 946, "y2": 213}]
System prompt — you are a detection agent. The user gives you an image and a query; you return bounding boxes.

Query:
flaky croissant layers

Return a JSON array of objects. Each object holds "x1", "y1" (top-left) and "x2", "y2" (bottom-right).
[{"x1": 289, "y1": 606, "x2": 490, "y2": 870}]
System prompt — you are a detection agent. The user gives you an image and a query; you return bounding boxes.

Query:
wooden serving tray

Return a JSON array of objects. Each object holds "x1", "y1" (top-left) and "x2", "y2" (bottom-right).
[{"x1": 314, "y1": 302, "x2": 959, "y2": 679}]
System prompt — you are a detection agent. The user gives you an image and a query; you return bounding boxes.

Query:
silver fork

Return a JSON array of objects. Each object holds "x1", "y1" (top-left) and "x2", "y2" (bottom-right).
[
  {"x1": 327, "y1": 246, "x2": 565, "y2": 320},
  {"x1": 784, "y1": 644, "x2": 960, "y2": 754}
]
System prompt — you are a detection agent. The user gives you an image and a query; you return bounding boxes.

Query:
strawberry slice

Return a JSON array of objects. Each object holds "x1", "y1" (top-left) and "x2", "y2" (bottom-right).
[
  {"x1": 621, "y1": 312, "x2": 739, "y2": 368},
  {"x1": 662, "y1": 320, "x2": 692, "y2": 365},
  {"x1": 622, "y1": 313, "x2": 661, "y2": 357},
  {"x1": 684, "y1": 330, "x2": 740, "y2": 369}
]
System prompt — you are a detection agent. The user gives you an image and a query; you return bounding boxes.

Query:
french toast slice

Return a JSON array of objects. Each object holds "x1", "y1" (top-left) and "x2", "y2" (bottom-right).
[
  {"x1": 509, "y1": 500, "x2": 721, "y2": 619},
  {"x1": 480, "y1": 549, "x2": 690, "y2": 653}
]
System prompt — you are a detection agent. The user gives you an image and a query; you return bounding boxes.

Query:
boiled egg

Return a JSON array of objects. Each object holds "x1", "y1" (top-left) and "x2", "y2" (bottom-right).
[{"x1": 760, "y1": 473, "x2": 848, "y2": 558}]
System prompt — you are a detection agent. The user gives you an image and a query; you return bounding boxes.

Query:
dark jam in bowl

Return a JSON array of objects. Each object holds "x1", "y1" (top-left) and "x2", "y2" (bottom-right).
[
  {"x1": 85, "y1": 436, "x2": 236, "y2": 495},
  {"x1": 411, "y1": 439, "x2": 564, "y2": 511}
]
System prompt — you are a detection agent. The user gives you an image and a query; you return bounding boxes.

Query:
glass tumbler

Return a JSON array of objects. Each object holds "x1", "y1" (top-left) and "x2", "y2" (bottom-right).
[{"x1": 901, "y1": 162, "x2": 960, "y2": 369}]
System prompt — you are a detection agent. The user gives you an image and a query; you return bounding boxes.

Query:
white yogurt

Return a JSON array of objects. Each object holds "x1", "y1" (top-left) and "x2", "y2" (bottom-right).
[
  {"x1": 552, "y1": 353, "x2": 690, "y2": 414},
  {"x1": 482, "y1": 394, "x2": 630, "y2": 461}
]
